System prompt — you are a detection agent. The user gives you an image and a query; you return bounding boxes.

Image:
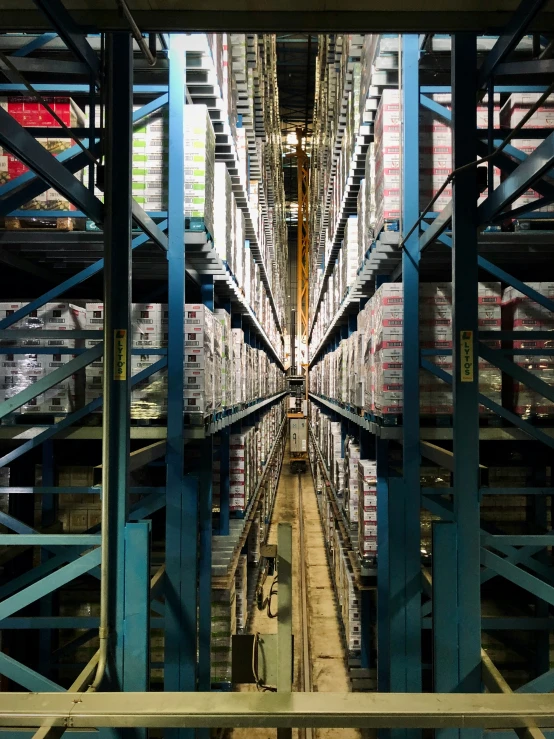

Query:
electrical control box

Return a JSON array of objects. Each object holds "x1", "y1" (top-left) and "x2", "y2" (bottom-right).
[{"x1": 290, "y1": 418, "x2": 307, "y2": 453}]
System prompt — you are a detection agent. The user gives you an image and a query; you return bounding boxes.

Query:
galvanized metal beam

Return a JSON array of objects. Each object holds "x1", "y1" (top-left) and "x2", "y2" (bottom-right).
[{"x1": 2, "y1": 691, "x2": 554, "y2": 729}]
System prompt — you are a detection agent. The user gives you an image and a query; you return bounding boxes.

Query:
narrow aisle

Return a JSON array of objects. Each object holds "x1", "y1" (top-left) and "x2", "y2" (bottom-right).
[{"x1": 230, "y1": 443, "x2": 360, "y2": 739}]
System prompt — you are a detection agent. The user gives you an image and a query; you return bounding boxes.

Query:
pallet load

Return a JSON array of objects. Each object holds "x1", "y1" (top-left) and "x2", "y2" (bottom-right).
[
  {"x1": 0, "y1": 97, "x2": 84, "y2": 227},
  {"x1": 502, "y1": 283, "x2": 554, "y2": 418},
  {"x1": 358, "y1": 459, "x2": 378, "y2": 560},
  {"x1": 184, "y1": 105, "x2": 215, "y2": 235},
  {"x1": 0, "y1": 303, "x2": 86, "y2": 415},
  {"x1": 210, "y1": 583, "x2": 236, "y2": 685}
]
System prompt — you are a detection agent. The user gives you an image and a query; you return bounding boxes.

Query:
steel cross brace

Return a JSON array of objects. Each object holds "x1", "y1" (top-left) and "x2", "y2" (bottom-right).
[
  {"x1": 32, "y1": 0, "x2": 100, "y2": 80},
  {"x1": 0, "y1": 107, "x2": 168, "y2": 249},
  {"x1": 420, "y1": 359, "x2": 554, "y2": 450}
]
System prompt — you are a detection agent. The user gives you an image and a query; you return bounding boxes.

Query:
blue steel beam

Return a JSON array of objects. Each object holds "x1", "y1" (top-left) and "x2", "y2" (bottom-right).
[
  {"x1": 11, "y1": 32, "x2": 57, "y2": 57},
  {"x1": 479, "y1": 343, "x2": 554, "y2": 403},
  {"x1": 517, "y1": 669, "x2": 554, "y2": 693},
  {"x1": 421, "y1": 224, "x2": 554, "y2": 314},
  {"x1": 399, "y1": 33, "x2": 422, "y2": 710},
  {"x1": 481, "y1": 549, "x2": 554, "y2": 606},
  {"x1": 166, "y1": 38, "x2": 198, "y2": 726},
  {"x1": 433, "y1": 522, "x2": 459, "y2": 738},
  {"x1": 419, "y1": 94, "x2": 554, "y2": 204},
  {"x1": 421, "y1": 359, "x2": 554, "y2": 450},
  {"x1": 0, "y1": 143, "x2": 100, "y2": 217},
  {"x1": 0, "y1": 95, "x2": 166, "y2": 204},
  {"x1": 32, "y1": 0, "x2": 100, "y2": 79},
  {"x1": 0, "y1": 535, "x2": 100, "y2": 545},
  {"x1": 0, "y1": 343, "x2": 103, "y2": 419},
  {"x1": 418, "y1": 201, "x2": 452, "y2": 252},
  {"x1": 0, "y1": 652, "x2": 64, "y2": 693},
  {"x1": 479, "y1": 132, "x2": 554, "y2": 222},
  {"x1": 123, "y1": 521, "x2": 150, "y2": 702},
  {"x1": 451, "y1": 34, "x2": 482, "y2": 706},
  {"x1": 0, "y1": 547, "x2": 101, "y2": 620},
  {"x1": 102, "y1": 31, "x2": 133, "y2": 690},
  {"x1": 477, "y1": 0, "x2": 548, "y2": 86},
  {"x1": 0, "y1": 108, "x2": 103, "y2": 223}
]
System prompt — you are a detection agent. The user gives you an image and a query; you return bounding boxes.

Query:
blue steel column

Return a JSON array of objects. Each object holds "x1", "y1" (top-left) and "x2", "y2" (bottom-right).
[
  {"x1": 165, "y1": 36, "x2": 198, "y2": 735},
  {"x1": 198, "y1": 275, "x2": 214, "y2": 698},
  {"x1": 103, "y1": 31, "x2": 132, "y2": 689},
  {"x1": 218, "y1": 429, "x2": 230, "y2": 536},
  {"x1": 451, "y1": 33, "x2": 482, "y2": 706},
  {"x1": 39, "y1": 439, "x2": 55, "y2": 678},
  {"x1": 433, "y1": 522, "x2": 459, "y2": 739},
  {"x1": 400, "y1": 33, "x2": 422, "y2": 702}
]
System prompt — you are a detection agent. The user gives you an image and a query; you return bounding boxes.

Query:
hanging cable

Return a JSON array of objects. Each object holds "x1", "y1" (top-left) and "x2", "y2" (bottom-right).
[{"x1": 115, "y1": 0, "x2": 157, "y2": 67}]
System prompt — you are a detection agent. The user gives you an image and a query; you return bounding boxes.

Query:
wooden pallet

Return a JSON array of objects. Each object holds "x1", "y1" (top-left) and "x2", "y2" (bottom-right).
[{"x1": 2, "y1": 216, "x2": 85, "y2": 231}]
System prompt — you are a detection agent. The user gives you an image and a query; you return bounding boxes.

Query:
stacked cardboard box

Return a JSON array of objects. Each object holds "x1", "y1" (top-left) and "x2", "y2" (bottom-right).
[
  {"x1": 184, "y1": 105, "x2": 215, "y2": 235},
  {"x1": 373, "y1": 283, "x2": 403, "y2": 416},
  {"x1": 184, "y1": 303, "x2": 214, "y2": 416},
  {"x1": 343, "y1": 437, "x2": 360, "y2": 524},
  {"x1": 311, "y1": 281, "x2": 502, "y2": 418},
  {"x1": 358, "y1": 459, "x2": 377, "y2": 559},
  {"x1": 0, "y1": 302, "x2": 86, "y2": 414},
  {"x1": 374, "y1": 89, "x2": 401, "y2": 229},
  {"x1": 235, "y1": 554, "x2": 248, "y2": 632},
  {"x1": 132, "y1": 106, "x2": 168, "y2": 211},
  {"x1": 419, "y1": 92, "x2": 501, "y2": 211},
  {"x1": 1, "y1": 97, "x2": 83, "y2": 214},
  {"x1": 210, "y1": 583, "x2": 236, "y2": 685},
  {"x1": 503, "y1": 283, "x2": 554, "y2": 418}
]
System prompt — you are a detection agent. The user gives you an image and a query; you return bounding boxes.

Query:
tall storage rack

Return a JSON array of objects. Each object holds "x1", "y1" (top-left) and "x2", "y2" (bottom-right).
[
  {"x1": 308, "y1": 8, "x2": 554, "y2": 719},
  {"x1": 0, "y1": 25, "x2": 287, "y2": 716}
]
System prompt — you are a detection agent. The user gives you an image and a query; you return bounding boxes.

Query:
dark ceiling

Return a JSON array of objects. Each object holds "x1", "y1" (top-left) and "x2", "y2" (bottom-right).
[{"x1": 276, "y1": 34, "x2": 318, "y2": 217}]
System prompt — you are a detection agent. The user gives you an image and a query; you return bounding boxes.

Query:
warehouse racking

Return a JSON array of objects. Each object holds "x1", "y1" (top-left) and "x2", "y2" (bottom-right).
[
  {"x1": 0, "y1": 25, "x2": 289, "y2": 710},
  {"x1": 2, "y1": 2, "x2": 554, "y2": 736},
  {"x1": 307, "y1": 20, "x2": 554, "y2": 707}
]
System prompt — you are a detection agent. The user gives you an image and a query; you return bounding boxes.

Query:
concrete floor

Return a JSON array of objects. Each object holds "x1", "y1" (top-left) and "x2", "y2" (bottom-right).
[{"x1": 230, "y1": 443, "x2": 360, "y2": 739}]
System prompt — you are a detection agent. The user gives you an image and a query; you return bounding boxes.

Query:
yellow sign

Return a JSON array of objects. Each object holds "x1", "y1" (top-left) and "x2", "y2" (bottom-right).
[
  {"x1": 114, "y1": 329, "x2": 127, "y2": 381},
  {"x1": 460, "y1": 330, "x2": 474, "y2": 382}
]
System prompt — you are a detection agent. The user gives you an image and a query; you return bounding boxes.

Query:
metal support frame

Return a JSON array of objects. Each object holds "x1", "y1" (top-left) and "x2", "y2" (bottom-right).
[
  {"x1": 102, "y1": 30, "x2": 133, "y2": 690},
  {"x1": 451, "y1": 34, "x2": 482, "y2": 706},
  {"x1": 395, "y1": 35, "x2": 422, "y2": 718},
  {"x1": 164, "y1": 39, "x2": 198, "y2": 739}
]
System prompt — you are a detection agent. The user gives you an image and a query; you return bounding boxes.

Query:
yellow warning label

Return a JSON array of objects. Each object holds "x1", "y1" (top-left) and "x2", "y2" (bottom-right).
[
  {"x1": 460, "y1": 330, "x2": 474, "y2": 383},
  {"x1": 114, "y1": 329, "x2": 127, "y2": 381}
]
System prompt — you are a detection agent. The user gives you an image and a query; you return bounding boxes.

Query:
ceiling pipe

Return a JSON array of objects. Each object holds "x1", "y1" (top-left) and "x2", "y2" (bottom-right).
[{"x1": 115, "y1": 0, "x2": 157, "y2": 66}]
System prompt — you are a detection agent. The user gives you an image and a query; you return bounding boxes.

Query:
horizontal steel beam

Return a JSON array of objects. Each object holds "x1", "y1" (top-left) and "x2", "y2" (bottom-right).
[
  {"x1": 2, "y1": 692, "x2": 554, "y2": 729},
  {"x1": 5, "y1": 9, "x2": 554, "y2": 32},
  {"x1": 32, "y1": 0, "x2": 100, "y2": 80}
]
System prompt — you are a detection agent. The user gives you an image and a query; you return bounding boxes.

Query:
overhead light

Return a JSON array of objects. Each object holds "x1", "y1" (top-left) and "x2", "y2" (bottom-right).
[{"x1": 286, "y1": 132, "x2": 299, "y2": 145}]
